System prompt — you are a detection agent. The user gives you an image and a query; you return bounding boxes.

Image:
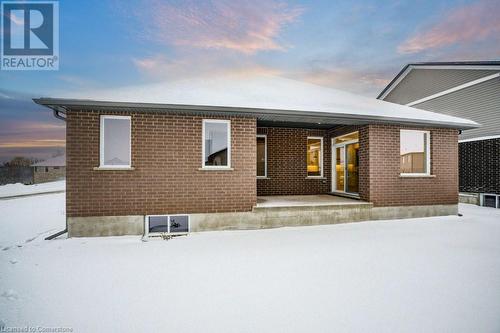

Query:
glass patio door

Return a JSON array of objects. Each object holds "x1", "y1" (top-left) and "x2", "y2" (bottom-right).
[
  {"x1": 332, "y1": 132, "x2": 359, "y2": 195},
  {"x1": 335, "y1": 146, "x2": 345, "y2": 191},
  {"x1": 345, "y1": 142, "x2": 359, "y2": 193}
]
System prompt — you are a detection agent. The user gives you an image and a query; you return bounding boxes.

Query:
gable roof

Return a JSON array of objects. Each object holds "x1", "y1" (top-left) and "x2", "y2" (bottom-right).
[
  {"x1": 377, "y1": 61, "x2": 500, "y2": 100},
  {"x1": 34, "y1": 74, "x2": 478, "y2": 130},
  {"x1": 32, "y1": 154, "x2": 65, "y2": 167}
]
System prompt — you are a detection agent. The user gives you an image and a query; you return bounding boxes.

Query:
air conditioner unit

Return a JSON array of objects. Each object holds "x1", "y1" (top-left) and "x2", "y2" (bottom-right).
[{"x1": 143, "y1": 214, "x2": 190, "y2": 240}]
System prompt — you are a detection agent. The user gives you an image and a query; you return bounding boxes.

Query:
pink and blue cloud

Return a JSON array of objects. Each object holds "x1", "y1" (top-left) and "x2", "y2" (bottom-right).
[{"x1": 0, "y1": 0, "x2": 498, "y2": 162}]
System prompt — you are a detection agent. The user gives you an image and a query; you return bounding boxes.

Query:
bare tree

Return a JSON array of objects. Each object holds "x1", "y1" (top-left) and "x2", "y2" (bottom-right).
[{"x1": 3, "y1": 157, "x2": 37, "y2": 168}]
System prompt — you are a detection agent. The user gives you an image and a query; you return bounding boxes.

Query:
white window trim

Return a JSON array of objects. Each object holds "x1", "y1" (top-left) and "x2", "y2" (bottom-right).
[
  {"x1": 201, "y1": 119, "x2": 231, "y2": 170},
  {"x1": 306, "y1": 136, "x2": 324, "y2": 178},
  {"x1": 99, "y1": 115, "x2": 132, "y2": 169},
  {"x1": 256, "y1": 134, "x2": 267, "y2": 178},
  {"x1": 400, "y1": 130, "x2": 431, "y2": 176}
]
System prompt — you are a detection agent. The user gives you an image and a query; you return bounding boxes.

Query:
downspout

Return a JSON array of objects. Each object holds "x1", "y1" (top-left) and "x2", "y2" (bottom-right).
[
  {"x1": 53, "y1": 106, "x2": 67, "y2": 121},
  {"x1": 45, "y1": 105, "x2": 68, "y2": 240}
]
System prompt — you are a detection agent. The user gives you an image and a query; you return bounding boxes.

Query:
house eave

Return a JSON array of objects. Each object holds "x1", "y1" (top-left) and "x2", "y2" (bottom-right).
[{"x1": 33, "y1": 97, "x2": 479, "y2": 130}]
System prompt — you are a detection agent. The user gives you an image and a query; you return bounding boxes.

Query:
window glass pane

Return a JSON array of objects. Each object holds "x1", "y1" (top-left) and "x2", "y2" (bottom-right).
[
  {"x1": 334, "y1": 132, "x2": 359, "y2": 144},
  {"x1": 103, "y1": 117, "x2": 130, "y2": 166},
  {"x1": 149, "y1": 216, "x2": 169, "y2": 233},
  {"x1": 204, "y1": 121, "x2": 229, "y2": 166},
  {"x1": 346, "y1": 143, "x2": 359, "y2": 193},
  {"x1": 400, "y1": 130, "x2": 427, "y2": 173},
  {"x1": 307, "y1": 138, "x2": 322, "y2": 176},
  {"x1": 336, "y1": 147, "x2": 344, "y2": 191},
  {"x1": 257, "y1": 137, "x2": 266, "y2": 177}
]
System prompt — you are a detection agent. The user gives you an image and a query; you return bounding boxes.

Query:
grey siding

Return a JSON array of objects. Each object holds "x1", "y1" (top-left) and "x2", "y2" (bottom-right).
[
  {"x1": 414, "y1": 78, "x2": 500, "y2": 140},
  {"x1": 384, "y1": 69, "x2": 498, "y2": 105}
]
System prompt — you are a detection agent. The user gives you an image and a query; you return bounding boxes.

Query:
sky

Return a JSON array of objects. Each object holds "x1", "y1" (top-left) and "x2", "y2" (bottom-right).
[{"x1": 0, "y1": 0, "x2": 499, "y2": 163}]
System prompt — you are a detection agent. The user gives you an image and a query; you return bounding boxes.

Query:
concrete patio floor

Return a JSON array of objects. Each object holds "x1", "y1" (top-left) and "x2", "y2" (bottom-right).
[{"x1": 256, "y1": 194, "x2": 368, "y2": 208}]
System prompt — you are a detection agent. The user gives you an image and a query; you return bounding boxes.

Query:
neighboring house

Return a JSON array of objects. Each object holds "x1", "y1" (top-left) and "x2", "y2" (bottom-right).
[
  {"x1": 400, "y1": 152, "x2": 425, "y2": 174},
  {"x1": 31, "y1": 154, "x2": 66, "y2": 183},
  {"x1": 378, "y1": 61, "x2": 500, "y2": 207},
  {"x1": 34, "y1": 76, "x2": 477, "y2": 237},
  {"x1": 206, "y1": 148, "x2": 228, "y2": 166}
]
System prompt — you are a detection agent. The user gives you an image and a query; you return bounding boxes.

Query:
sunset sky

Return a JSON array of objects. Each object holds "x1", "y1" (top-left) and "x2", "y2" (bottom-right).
[{"x1": 1, "y1": 0, "x2": 499, "y2": 163}]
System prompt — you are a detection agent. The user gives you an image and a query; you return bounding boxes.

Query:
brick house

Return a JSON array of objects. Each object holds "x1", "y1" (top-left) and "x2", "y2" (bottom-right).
[
  {"x1": 34, "y1": 76, "x2": 478, "y2": 237},
  {"x1": 378, "y1": 61, "x2": 500, "y2": 208},
  {"x1": 31, "y1": 154, "x2": 66, "y2": 184}
]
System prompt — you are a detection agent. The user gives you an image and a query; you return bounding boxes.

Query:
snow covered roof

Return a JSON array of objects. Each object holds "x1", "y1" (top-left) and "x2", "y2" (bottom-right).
[
  {"x1": 32, "y1": 154, "x2": 65, "y2": 167},
  {"x1": 34, "y1": 75, "x2": 479, "y2": 129}
]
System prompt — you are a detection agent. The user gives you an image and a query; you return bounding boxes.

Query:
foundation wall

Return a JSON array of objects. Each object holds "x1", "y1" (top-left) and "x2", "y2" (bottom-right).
[{"x1": 67, "y1": 204, "x2": 458, "y2": 237}]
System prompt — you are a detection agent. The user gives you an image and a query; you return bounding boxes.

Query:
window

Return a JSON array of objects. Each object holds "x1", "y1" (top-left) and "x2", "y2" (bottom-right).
[
  {"x1": 307, "y1": 137, "x2": 323, "y2": 177},
  {"x1": 202, "y1": 119, "x2": 231, "y2": 168},
  {"x1": 256, "y1": 135, "x2": 267, "y2": 177},
  {"x1": 100, "y1": 115, "x2": 131, "y2": 168},
  {"x1": 400, "y1": 130, "x2": 430, "y2": 175}
]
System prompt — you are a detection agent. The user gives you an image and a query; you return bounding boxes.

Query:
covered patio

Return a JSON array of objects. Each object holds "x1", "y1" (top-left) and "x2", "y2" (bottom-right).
[{"x1": 247, "y1": 194, "x2": 374, "y2": 229}]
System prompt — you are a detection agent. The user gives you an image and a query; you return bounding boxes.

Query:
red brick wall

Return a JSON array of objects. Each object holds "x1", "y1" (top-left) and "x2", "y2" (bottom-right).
[
  {"x1": 66, "y1": 110, "x2": 257, "y2": 217},
  {"x1": 366, "y1": 124, "x2": 458, "y2": 206},
  {"x1": 256, "y1": 127, "x2": 331, "y2": 196},
  {"x1": 66, "y1": 113, "x2": 458, "y2": 216}
]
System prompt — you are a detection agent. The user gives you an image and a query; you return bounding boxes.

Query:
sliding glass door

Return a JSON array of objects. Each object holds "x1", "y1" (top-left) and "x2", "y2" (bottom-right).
[
  {"x1": 333, "y1": 132, "x2": 359, "y2": 195},
  {"x1": 345, "y1": 143, "x2": 359, "y2": 193},
  {"x1": 335, "y1": 146, "x2": 345, "y2": 191}
]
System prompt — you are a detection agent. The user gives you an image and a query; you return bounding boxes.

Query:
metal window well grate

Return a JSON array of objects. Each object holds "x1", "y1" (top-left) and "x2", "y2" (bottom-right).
[
  {"x1": 480, "y1": 194, "x2": 500, "y2": 208},
  {"x1": 143, "y1": 215, "x2": 190, "y2": 240}
]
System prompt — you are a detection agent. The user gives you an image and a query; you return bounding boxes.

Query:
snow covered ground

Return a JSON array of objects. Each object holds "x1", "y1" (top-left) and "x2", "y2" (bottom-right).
[
  {"x1": 0, "y1": 180, "x2": 65, "y2": 198},
  {"x1": 0, "y1": 189, "x2": 499, "y2": 332}
]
